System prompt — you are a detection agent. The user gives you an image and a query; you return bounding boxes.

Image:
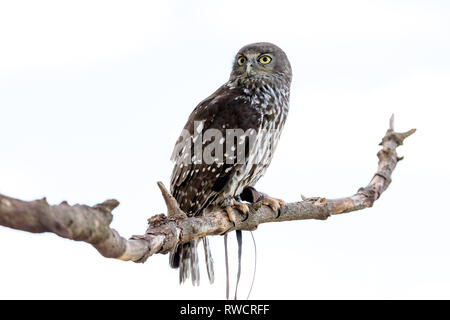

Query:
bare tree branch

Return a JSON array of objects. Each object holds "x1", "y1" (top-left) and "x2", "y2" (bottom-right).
[{"x1": 0, "y1": 116, "x2": 415, "y2": 263}]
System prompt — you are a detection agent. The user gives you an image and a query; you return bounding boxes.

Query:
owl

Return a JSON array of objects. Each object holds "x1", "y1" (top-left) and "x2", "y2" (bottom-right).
[{"x1": 169, "y1": 42, "x2": 292, "y2": 285}]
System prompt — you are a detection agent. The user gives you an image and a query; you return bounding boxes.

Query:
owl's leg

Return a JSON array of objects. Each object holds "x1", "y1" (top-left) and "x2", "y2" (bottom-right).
[
  {"x1": 220, "y1": 197, "x2": 250, "y2": 225},
  {"x1": 241, "y1": 186, "x2": 288, "y2": 218}
]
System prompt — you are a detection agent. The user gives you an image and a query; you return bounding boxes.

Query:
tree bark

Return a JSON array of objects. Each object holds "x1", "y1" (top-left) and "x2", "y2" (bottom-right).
[{"x1": 0, "y1": 116, "x2": 415, "y2": 263}]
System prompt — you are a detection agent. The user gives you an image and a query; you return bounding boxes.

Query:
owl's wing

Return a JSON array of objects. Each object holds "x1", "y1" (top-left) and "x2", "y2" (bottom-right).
[{"x1": 170, "y1": 84, "x2": 263, "y2": 216}]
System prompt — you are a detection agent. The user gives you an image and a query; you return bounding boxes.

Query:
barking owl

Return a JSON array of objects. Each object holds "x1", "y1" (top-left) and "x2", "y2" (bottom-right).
[{"x1": 169, "y1": 42, "x2": 292, "y2": 285}]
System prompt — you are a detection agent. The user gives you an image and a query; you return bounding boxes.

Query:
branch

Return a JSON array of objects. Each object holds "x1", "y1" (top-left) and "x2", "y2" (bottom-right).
[{"x1": 0, "y1": 116, "x2": 415, "y2": 263}]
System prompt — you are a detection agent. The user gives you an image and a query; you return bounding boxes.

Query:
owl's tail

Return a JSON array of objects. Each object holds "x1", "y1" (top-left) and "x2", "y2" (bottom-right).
[{"x1": 169, "y1": 237, "x2": 214, "y2": 285}]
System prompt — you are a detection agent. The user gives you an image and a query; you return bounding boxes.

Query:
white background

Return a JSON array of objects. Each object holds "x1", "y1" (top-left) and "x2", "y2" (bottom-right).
[{"x1": 0, "y1": 0, "x2": 449, "y2": 299}]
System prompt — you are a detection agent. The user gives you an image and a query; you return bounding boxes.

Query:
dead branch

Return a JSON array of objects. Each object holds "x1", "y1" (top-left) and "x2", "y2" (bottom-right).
[{"x1": 0, "y1": 116, "x2": 415, "y2": 263}]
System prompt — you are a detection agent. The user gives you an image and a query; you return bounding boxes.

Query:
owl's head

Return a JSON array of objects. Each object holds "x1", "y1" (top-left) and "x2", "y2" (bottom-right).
[{"x1": 229, "y1": 42, "x2": 292, "y2": 84}]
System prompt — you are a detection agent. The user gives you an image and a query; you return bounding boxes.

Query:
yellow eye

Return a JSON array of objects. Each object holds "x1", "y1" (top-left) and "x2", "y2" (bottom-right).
[
  {"x1": 237, "y1": 56, "x2": 247, "y2": 66},
  {"x1": 259, "y1": 55, "x2": 272, "y2": 64}
]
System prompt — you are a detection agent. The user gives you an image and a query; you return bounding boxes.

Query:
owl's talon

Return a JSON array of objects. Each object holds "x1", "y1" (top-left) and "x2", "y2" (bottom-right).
[
  {"x1": 260, "y1": 196, "x2": 286, "y2": 218},
  {"x1": 224, "y1": 201, "x2": 250, "y2": 225},
  {"x1": 225, "y1": 206, "x2": 237, "y2": 226}
]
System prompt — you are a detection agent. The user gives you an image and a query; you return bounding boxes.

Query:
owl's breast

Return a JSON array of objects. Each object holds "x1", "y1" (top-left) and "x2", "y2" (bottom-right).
[{"x1": 221, "y1": 82, "x2": 290, "y2": 198}]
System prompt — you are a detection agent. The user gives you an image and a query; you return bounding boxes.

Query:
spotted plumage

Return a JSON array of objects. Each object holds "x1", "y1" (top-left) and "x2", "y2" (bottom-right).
[{"x1": 169, "y1": 42, "x2": 292, "y2": 285}]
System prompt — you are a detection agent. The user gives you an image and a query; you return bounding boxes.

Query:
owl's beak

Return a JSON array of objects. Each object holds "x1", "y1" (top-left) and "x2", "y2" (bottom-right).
[{"x1": 245, "y1": 62, "x2": 255, "y2": 76}]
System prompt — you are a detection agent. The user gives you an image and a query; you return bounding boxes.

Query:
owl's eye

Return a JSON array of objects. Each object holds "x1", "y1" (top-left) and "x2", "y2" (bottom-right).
[
  {"x1": 258, "y1": 55, "x2": 272, "y2": 64},
  {"x1": 237, "y1": 56, "x2": 247, "y2": 66}
]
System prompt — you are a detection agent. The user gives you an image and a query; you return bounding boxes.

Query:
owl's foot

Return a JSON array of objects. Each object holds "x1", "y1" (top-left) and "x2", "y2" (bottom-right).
[
  {"x1": 224, "y1": 201, "x2": 250, "y2": 225},
  {"x1": 259, "y1": 196, "x2": 287, "y2": 218}
]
